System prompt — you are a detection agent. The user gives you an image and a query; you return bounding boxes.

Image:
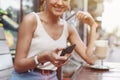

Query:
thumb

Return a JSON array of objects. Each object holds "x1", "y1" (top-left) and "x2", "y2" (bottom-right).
[{"x1": 54, "y1": 47, "x2": 63, "y2": 54}]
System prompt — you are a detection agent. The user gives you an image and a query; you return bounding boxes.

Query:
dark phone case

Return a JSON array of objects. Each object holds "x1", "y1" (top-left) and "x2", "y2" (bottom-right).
[{"x1": 60, "y1": 44, "x2": 76, "y2": 56}]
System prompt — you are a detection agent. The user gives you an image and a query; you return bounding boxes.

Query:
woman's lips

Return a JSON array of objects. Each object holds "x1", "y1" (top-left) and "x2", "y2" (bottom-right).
[{"x1": 54, "y1": 7, "x2": 64, "y2": 12}]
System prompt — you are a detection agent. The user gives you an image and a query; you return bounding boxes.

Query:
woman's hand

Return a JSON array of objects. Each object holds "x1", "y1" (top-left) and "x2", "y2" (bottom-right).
[
  {"x1": 45, "y1": 48, "x2": 71, "y2": 67},
  {"x1": 76, "y1": 11, "x2": 97, "y2": 27}
]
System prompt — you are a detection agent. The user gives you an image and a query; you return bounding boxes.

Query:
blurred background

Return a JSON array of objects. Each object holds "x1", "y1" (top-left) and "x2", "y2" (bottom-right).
[{"x1": 0, "y1": 0, "x2": 120, "y2": 79}]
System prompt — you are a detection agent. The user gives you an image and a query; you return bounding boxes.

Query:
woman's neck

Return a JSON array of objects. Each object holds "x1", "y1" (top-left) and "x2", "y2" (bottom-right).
[{"x1": 43, "y1": 11, "x2": 60, "y2": 24}]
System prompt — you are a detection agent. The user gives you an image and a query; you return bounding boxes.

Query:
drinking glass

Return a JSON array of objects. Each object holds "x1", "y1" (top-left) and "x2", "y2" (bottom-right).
[{"x1": 94, "y1": 40, "x2": 108, "y2": 67}]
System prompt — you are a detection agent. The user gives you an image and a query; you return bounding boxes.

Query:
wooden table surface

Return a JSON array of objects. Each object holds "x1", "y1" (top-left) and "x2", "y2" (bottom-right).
[
  {"x1": 71, "y1": 62, "x2": 120, "y2": 80},
  {"x1": 71, "y1": 47, "x2": 120, "y2": 80}
]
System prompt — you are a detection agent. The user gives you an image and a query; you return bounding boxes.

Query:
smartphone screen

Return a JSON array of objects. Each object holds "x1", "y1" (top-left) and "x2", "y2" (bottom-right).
[{"x1": 60, "y1": 44, "x2": 76, "y2": 56}]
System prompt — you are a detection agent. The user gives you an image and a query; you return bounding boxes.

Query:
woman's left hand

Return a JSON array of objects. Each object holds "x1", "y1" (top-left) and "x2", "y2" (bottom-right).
[{"x1": 76, "y1": 11, "x2": 97, "y2": 27}]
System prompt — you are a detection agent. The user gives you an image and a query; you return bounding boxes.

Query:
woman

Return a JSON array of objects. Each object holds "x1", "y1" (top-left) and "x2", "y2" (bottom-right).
[{"x1": 10, "y1": 0, "x2": 97, "y2": 80}]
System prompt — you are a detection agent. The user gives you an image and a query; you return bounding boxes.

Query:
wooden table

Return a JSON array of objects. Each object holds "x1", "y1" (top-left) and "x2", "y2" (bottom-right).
[
  {"x1": 71, "y1": 62, "x2": 120, "y2": 80},
  {"x1": 71, "y1": 46, "x2": 120, "y2": 80}
]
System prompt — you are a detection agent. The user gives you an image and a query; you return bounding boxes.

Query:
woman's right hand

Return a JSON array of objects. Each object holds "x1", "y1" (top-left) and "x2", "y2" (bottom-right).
[{"x1": 43, "y1": 48, "x2": 71, "y2": 67}]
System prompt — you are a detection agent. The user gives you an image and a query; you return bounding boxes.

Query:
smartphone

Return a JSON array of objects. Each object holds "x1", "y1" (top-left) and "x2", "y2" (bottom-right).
[{"x1": 60, "y1": 44, "x2": 76, "y2": 56}]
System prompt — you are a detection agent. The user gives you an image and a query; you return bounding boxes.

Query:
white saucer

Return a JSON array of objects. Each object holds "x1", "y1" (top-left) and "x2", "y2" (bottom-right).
[{"x1": 88, "y1": 65, "x2": 110, "y2": 70}]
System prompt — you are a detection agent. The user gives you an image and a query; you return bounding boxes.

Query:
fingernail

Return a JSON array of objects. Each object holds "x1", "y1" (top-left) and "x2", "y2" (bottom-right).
[
  {"x1": 64, "y1": 57, "x2": 67, "y2": 60},
  {"x1": 85, "y1": 16, "x2": 88, "y2": 19}
]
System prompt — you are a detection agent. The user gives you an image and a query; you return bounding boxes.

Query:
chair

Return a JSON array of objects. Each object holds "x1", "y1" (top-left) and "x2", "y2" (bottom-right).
[{"x1": 0, "y1": 27, "x2": 13, "y2": 80}]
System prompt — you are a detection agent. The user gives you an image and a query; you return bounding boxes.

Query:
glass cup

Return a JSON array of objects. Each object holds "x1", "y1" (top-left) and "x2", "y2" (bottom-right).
[{"x1": 94, "y1": 40, "x2": 108, "y2": 67}]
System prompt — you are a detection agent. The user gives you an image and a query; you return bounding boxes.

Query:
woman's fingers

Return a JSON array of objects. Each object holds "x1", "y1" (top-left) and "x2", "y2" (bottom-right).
[
  {"x1": 54, "y1": 57, "x2": 71, "y2": 67},
  {"x1": 47, "y1": 47, "x2": 72, "y2": 67},
  {"x1": 50, "y1": 54, "x2": 71, "y2": 67},
  {"x1": 76, "y1": 11, "x2": 96, "y2": 26},
  {"x1": 54, "y1": 47, "x2": 63, "y2": 54},
  {"x1": 76, "y1": 11, "x2": 88, "y2": 20},
  {"x1": 54, "y1": 54, "x2": 71, "y2": 67}
]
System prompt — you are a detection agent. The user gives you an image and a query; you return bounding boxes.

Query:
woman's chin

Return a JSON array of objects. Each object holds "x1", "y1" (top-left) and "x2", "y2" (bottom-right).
[{"x1": 53, "y1": 11, "x2": 64, "y2": 17}]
